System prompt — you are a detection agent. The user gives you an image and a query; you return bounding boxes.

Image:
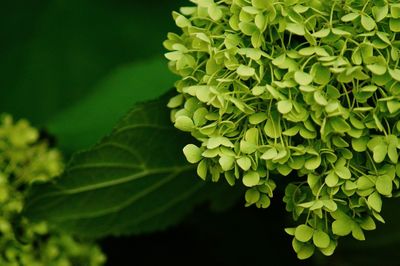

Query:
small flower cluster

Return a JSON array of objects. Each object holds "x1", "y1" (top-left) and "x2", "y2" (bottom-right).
[
  {"x1": 0, "y1": 115, "x2": 106, "y2": 266},
  {"x1": 165, "y1": 0, "x2": 400, "y2": 259}
]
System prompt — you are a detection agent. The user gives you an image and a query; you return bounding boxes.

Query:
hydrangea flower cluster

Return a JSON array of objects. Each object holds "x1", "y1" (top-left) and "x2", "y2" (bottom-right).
[
  {"x1": 165, "y1": 0, "x2": 400, "y2": 259},
  {"x1": 0, "y1": 115, "x2": 106, "y2": 265}
]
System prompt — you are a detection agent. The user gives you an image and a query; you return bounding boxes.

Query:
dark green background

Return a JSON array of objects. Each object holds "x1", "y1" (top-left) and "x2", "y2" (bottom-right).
[
  {"x1": 2, "y1": 1, "x2": 400, "y2": 265},
  {"x1": 1, "y1": 0, "x2": 179, "y2": 123},
  {"x1": 1, "y1": 0, "x2": 183, "y2": 152}
]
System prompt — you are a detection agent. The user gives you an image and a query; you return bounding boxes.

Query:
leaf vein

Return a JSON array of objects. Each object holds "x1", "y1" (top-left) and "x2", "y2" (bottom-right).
[
  {"x1": 51, "y1": 169, "x2": 199, "y2": 220},
  {"x1": 95, "y1": 141, "x2": 145, "y2": 165},
  {"x1": 113, "y1": 124, "x2": 172, "y2": 135},
  {"x1": 68, "y1": 163, "x2": 143, "y2": 172}
]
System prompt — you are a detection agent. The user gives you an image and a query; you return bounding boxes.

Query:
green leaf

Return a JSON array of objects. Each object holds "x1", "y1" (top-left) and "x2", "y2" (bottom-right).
[
  {"x1": 372, "y1": 143, "x2": 388, "y2": 163},
  {"x1": 245, "y1": 188, "x2": 260, "y2": 204},
  {"x1": 242, "y1": 171, "x2": 260, "y2": 187},
  {"x1": 320, "y1": 240, "x2": 337, "y2": 256},
  {"x1": 387, "y1": 100, "x2": 400, "y2": 114},
  {"x1": 245, "y1": 128, "x2": 259, "y2": 145},
  {"x1": 296, "y1": 244, "x2": 315, "y2": 260},
  {"x1": 375, "y1": 175, "x2": 393, "y2": 196},
  {"x1": 357, "y1": 176, "x2": 375, "y2": 190},
  {"x1": 325, "y1": 172, "x2": 339, "y2": 187},
  {"x1": 294, "y1": 71, "x2": 313, "y2": 85},
  {"x1": 23, "y1": 93, "x2": 217, "y2": 237},
  {"x1": 389, "y1": 68, "x2": 400, "y2": 81},
  {"x1": 183, "y1": 144, "x2": 202, "y2": 163},
  {"x1": 329, "y1": 117, "x2": 351, "y2": 133},
  {"x1": 295, "y1": 224, "x2": 314, "y2": 242},
  {"x1": 341, "y1": 13, "x2": 360, "y2": 22},
  {"x1": 272, "y1": 55, "x2": 298, "y2": 70},
  {"x1": 311, "y1": 64, "x2": 331, "y2": 85},
  {"x1": 377, "y1": 32, "x2": 391, "y2": 45},
  {"x1": 391, "y1": 4, "x2": 400, "y2": 18},
  {"x1": 237, "y1": 64, "x2": 256, "y2": 77},
  {"x1": 174, "y1": 12, "x2": 191, "y2": 27},
  {"x1": 351, "y1": 224, "x2": 366, "y2": 241},
  {"x1": 251, "y1": 0, "x2": 272, "y2": 9},
  {"x1": 361, "y1": 15, "x2": 376, "y2": 31},
  {"x1": 373, "y1": 5, "x2": 388, "y2": 22},
  {"x1": 322, "y1": 199, "x2": 337, "y2": 212},
  {"x1": 251, "y1": 30, "x2": 263, "y2": 48},
  {"x1": 174, "y1": 116, "x2": 194, "y2": 132},
  {"x1": 208, "y1": 4, "x2": 223, "y2": 21},
  {"x1": 367, "y1": 64, "x2": 387, "y2": 75},
  {"x1": 224, "y1": 34, "x2": 240, "y2": 49},
  {"x1": 390, "y1": 18, "x2": 400, "y2": 32},
  {"x1": 207, "y1": 136, "x2": 234, "y2": 149},
  {"x1": 335, "y1": 165, "x2": 351, "y2": 180},
  {"x1": 47, "y1": 58, "x2": 176, "y2": 152},
  {"x1": 277, "y1": 100, "x2": 293, "y2": 114},
  {"x1": 219, "y1": 155, "x2": 235, "y2": 171},
  {"x1": 352, "y1": 136, "x2": 369, "y2": 152},
  {"x1": 266, "y1": 84, "x2": 286, "y2": 99},
  {"x1": 388, "y1": 142, "x2": 399, "y2": 163},
  {"x1": 351, "y1": 49, "x2": 362, "y2": 65},
  {"x1": 299, "y1": 47, "x2": 316, "y2": 56},
  {"x1": 261, "y1": 148, "x2": 278, "y2": 160},
  {"x1": 305, "y1": 156, "x2": 321, "y2": 170},
  {"x1": 240, "y1": 140, "x2": 258, "y2": 154},
  {"x1": 360, "y1": 85, "x2": 378, "y2": 92},
  {"x1": 252, "y1": 86, "x2": 265, "y2": 96},
  {"x1": 313, "y1": 90, "x2": 328, "y2": 106},
  {"x1": 332, "y1": 218, "x2": 353, "y2": 236},
  {"x1": 254, "y1": 14, "x2": 266, "y2": 30},
  {"x1": 368, "y1": 192, "x2": 382, "y2": 212},
  {"x1": 224, "y1": 171, "x2": 236, "y2": 186},
  {"x1": 195, "y1": 86, "x2": 212, "y2": 103},
  {"x1": 286, "y1": 23, "x2": 305, "y2": 36},
  {"x1": 197, "y1": 160, "x2": 208, "y2": 180},
  {"x1": 312, "y1": 28, "x2": 330, "y2": 38},
  {"x1": 239, "y1": 48, "x2": 263, "y2": 61},
  {"x1": 249, "y1": 112, "x2": 268, "y2": 124},
  {"x1": 264, "y1": 112, "x2": 282, "y2": 138},
  {"x1": 307, "y1": 173, "x2": 319, "y2": 189},
  {"x1": 239, "y1": 22, "x2": 258, "y2": 36},
  {"x1": 283, "y1": 126, "x2": 300, "y2": 137},
  {"x1": 237, "y1": 157, "x2": 252, "y2": 171},
  {"x1": 331, "y1": 28, "x2": 351, "y2": 36},
  {"x1": 313, "y1": 230, "x2": 330, "y2": 249},
  {"x1": 285, "y1": 227, "x2": 296, "y2": 236},
  {"x1": 359, "y1": 216, "x2": 376, "y2": 231}
]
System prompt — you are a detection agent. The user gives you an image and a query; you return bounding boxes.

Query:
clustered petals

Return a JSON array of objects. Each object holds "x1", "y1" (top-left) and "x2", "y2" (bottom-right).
[
  {"x1": 165, "y1": 0, "x2": 400, "y2": 259},
  {"x1": 0, "y1": 115, "x2": 106, "y2": 265}
]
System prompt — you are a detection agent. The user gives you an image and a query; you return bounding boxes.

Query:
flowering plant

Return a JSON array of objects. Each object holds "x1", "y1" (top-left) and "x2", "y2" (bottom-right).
[{"x1": 165, "y1": 0, "x2": 400, "y2": 259}]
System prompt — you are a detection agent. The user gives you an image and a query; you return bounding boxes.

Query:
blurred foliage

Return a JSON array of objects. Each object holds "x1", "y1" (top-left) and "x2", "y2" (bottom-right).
[
  {"x1": 47, "y1": 58, "x2": 176, "y2": 152},
  {"x1": 0, "y1": 0, "x2": 183, "y2": 125},
  {"x1": 0, "y1": 114, "x2": 105, "y2": 265}
]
